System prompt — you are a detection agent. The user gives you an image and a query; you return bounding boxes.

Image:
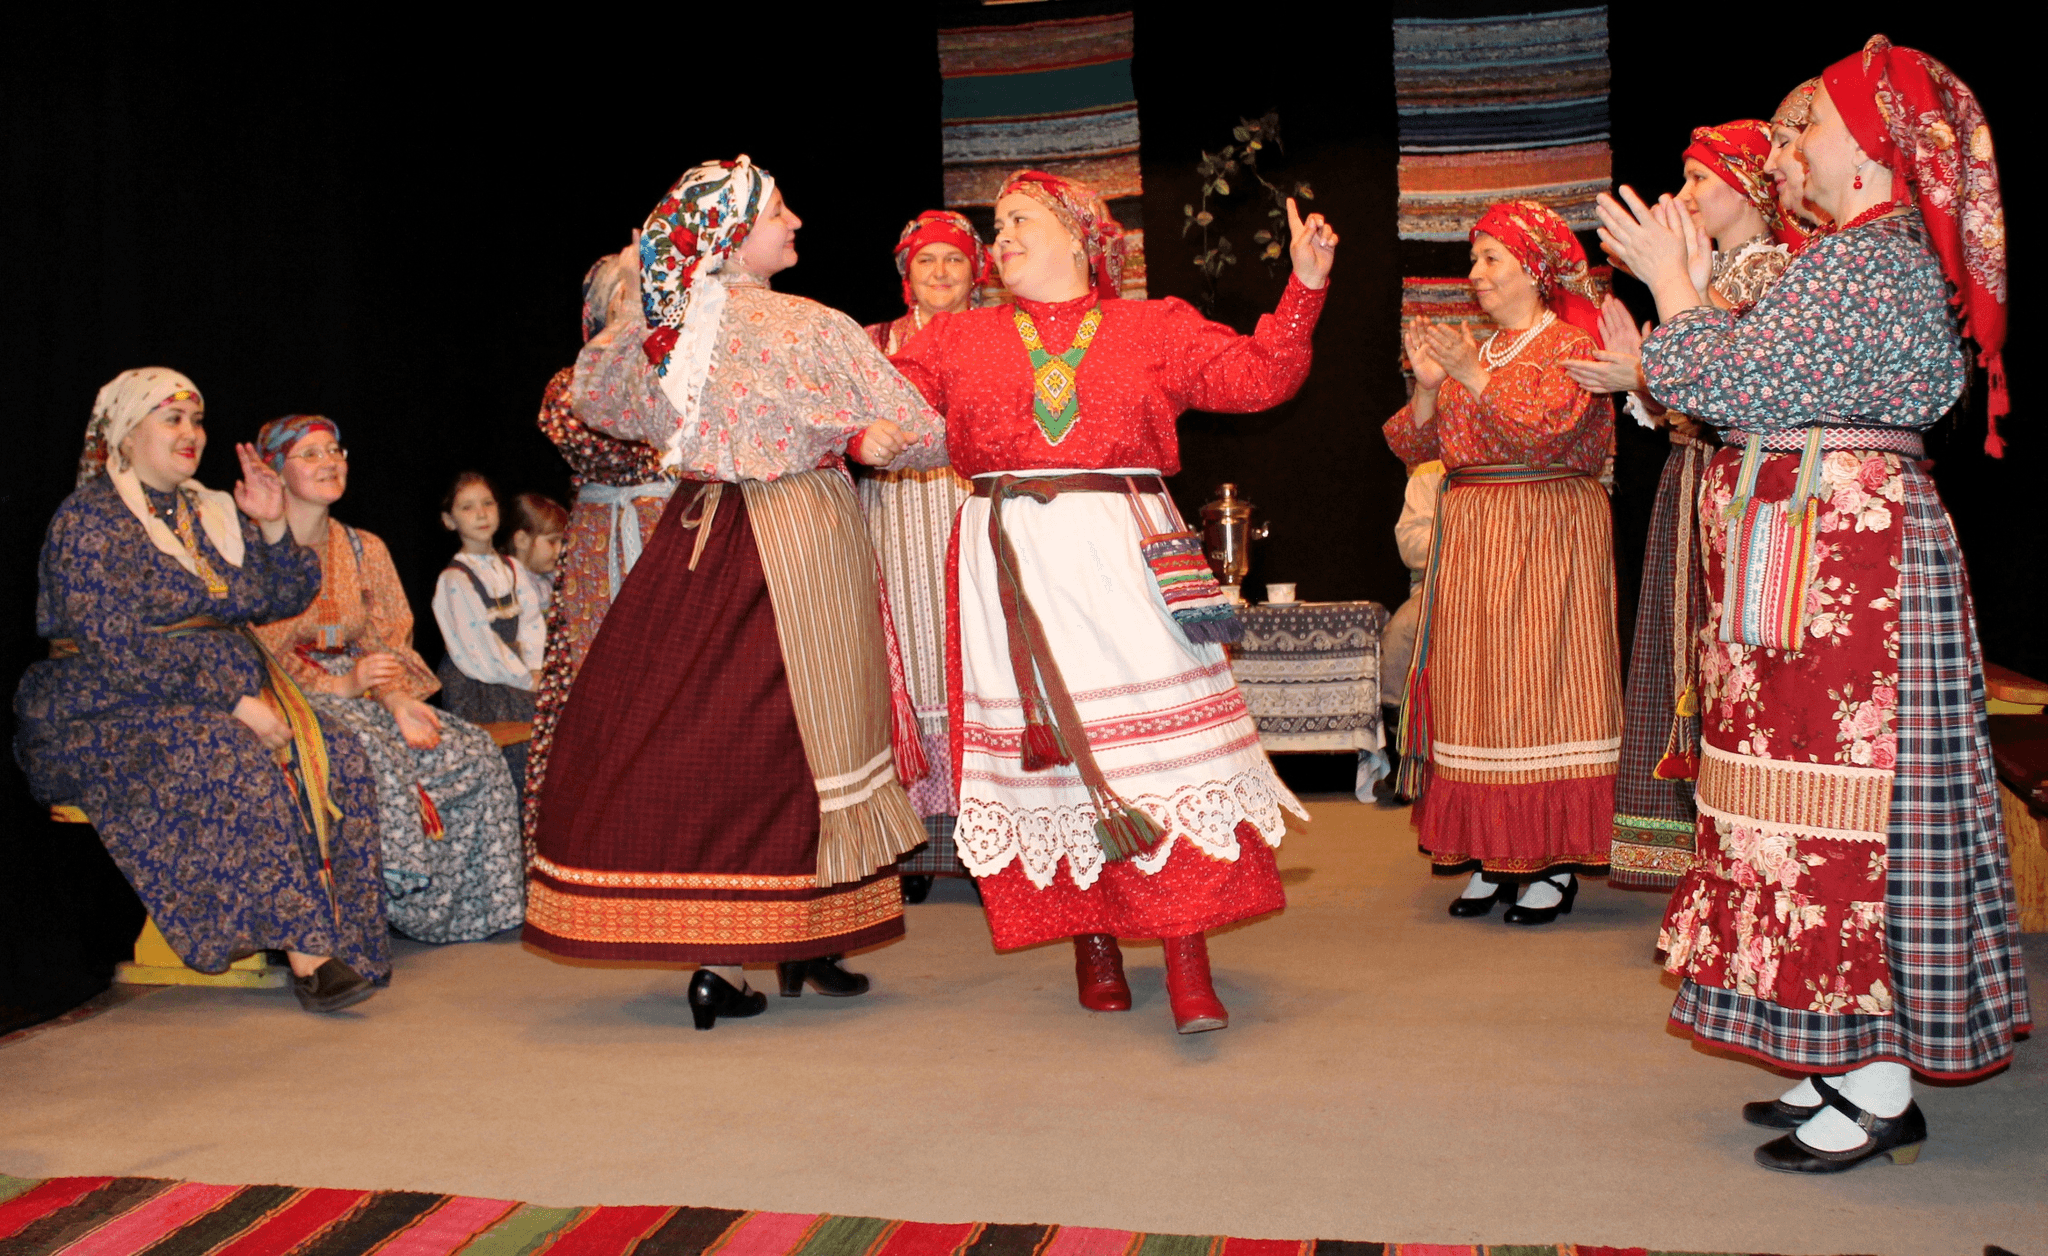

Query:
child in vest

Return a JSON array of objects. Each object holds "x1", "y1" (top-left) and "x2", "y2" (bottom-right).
[{"x1": 432, "y1": 472, "x2": 546, "y2": 788}]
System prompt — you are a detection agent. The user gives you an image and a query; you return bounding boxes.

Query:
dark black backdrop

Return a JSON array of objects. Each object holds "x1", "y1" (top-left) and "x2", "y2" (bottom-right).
[{"x1": 2, "y1": 3, "x2": 2036, "y2": 1026}]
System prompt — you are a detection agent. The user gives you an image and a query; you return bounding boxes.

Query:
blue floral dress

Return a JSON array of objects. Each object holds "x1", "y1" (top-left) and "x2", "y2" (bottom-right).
[{"x1": 13, "y1": 477, "x2": 391, "y2": 979}]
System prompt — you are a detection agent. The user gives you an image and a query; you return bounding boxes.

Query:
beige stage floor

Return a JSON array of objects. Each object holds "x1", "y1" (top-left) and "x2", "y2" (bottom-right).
[{"x1": 0, "y1": 797, "x2": 2040, "y2": 1255}]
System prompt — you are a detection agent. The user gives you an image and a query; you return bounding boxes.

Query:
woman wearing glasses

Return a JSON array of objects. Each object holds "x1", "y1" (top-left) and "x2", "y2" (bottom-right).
[{"x1": 250, "y1": 414, "x2": 525, "y2": 945}]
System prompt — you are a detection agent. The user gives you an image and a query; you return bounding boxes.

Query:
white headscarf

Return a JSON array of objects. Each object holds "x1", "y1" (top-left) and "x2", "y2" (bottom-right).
[
  {"x1": 636, "y1": 155, "x2": 776, "y2": 470},
  {"x1": 81, "y1": 368, "x2": 245, "y2": 575}
]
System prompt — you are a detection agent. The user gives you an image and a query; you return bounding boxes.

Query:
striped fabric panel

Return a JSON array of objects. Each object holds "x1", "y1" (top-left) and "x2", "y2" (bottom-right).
[
  {"x1": 0, "y1": 1176, "x2": 115, "y2": 1240},
  {"x1": 1040, "y1": 1227, "x2": 1143, "y2": 1256},
  {"x1": 1393, "y1": 7, "x2": 1610, "y2": 153},
  {"x1": 56, "y1": 1182, "x2": 244, "y2": 1256},
  {"x1": 1695, "y1": 740, "x2": 1892, "y2": 843},
  {"x1": 708, "y1": 1211, "x2": 829, "y2": 1255},
  {"x1": 447, "y1": 1204, "x2": 586, "y2": 1256},
  {"x1": 1425, "y1": 478, "x2": 1620, "y2": 785},
  {"x1": 1397, "y1": 143, "x2": 1610, "y2": 239},
  {"x1": 857, "y1": 468, "x2": 972, "y2": 728},
  {"x1": 373, "y1": 1194, "x2": 522, "y2": 1256},
  {"x1": 210, "y1": 1189, "x2": 373, "y2": 1256},
  {"x1": 131, "y1": 1184, "x2": 300, "y2": 1256},
  {"x1": 742, "y1": 470, "x2": 927, "y2": 885},
  {"x1": 294, "y1": 1192, "x2": 447, "y2": 1256},
  {"x1": 869, "y1": 1221, "x2": 982, "y2": 1255},
  {"x1": 7, "y1": 1178, "x2": 170, "y2": 1252}
]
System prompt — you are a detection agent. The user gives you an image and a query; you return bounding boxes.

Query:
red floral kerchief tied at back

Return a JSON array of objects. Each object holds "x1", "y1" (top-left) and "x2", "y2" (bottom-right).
[
  {"x1": 637, "y1": 155, "x2": 776, "y2": 469},
  {"x1": 892, "y1": 210, "x2": 989, "y2": 311},
  {"x1": 1685, "y1": 118, "x2": 1805, "y2": 248},
  {"x1": 1825, "y1": 34, "x2": 2009, "y2": 454},
  {"x1": 1000, "y1": 169, "x2": 1126, "y2": 301},
  {"x1": 1470, "y1": 200, "x2": 1604, "y2": 347}
]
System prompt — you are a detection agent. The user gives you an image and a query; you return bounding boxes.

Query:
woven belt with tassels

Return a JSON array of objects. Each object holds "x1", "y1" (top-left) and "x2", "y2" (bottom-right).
[{"x1": 975, "y1": 473, "x2": 1168, "y2": 864}]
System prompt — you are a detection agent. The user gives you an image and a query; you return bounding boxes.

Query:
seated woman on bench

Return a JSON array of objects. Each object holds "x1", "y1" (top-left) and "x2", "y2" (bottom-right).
[{"x1": 13, "y1": 369, "x2": 389, "y2": 1013}]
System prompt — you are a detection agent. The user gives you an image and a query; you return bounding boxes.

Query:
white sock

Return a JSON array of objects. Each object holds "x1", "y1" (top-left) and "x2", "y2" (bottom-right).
[
  {"x1": 1780, "y1": 1076, "x2": 1830, "y2": 1106},
  {"x1": 1456, "y1": 872, "x2": 1496, "y2": 899},
  {"x1": 1548, "y1": 871, "x2": 1574, "y2": 887},
  {"x1": 705, "y1": 965, "x2": 749, "y2": 992},
  {"x1": 1516, "y1": 879, "x2": 1563, "y2": 909},
  {"x1": 1794, "y1": 1062, "x2": 1912, "y2": 1151}
]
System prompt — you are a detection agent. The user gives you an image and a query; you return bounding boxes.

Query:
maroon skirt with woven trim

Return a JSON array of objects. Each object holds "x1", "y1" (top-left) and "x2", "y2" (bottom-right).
[{"x1": 525, "y1": 486, "x2": 906, "y2": 964}]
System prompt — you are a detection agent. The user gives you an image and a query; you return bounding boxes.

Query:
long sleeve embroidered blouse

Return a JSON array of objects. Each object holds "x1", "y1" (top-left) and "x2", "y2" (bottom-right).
[
  {"x1": 1641, "y1": 214, "x2": 1966, "y2": 431},
  {"x1": 432, "y1": 552, "x2": 545, "y2": 688},
  {"x1": 1383, "y1": 318, "x2": 1612, "y2": 474},
  {"x1": 250, "y1": 523, "x2": 439, "y2": 701},
  {"x1": 888, "y1": 276, "x2": 1327, "y2": 477},
  {"x1": 570, "y1": 274, "x2": 946, "y2": 483},
  {"x1": 20, "y1": 478, "x2": 320, "y2": 720}
]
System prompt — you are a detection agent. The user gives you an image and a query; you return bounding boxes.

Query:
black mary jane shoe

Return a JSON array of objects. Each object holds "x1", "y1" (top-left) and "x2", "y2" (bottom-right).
[
  {"x1": 1502, "y1": 874, "x2": 1579, "y2": 926},
  {"x1": 1447, "y1": 878, "x2": 1516, "y2": 918},
  {"x1": 777, "y1": 954, "x2": 871, "y2": 998},
  {"x1": 1754, "y1": 1077, "x2": 1926, "y2": 1174},
  {"x1": 687, "y1": 969, "x2": 768, "y2": 1030},
  {"x1": 292, "y1": 958, "x2": 376, "y2": 1014},
  {"x1": 1743, "y1": 1096, "x2": 1823, "y2": 1129},
  {"x1": 901, "y1": 874, "x2": 934, "y2": 904}
]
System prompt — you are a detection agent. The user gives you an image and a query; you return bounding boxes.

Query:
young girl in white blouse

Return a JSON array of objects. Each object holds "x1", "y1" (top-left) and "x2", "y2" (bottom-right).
[
  {"x1": 504, "y1": 492, "x2": 567, "y2": 614},
  {"x1": 433, "y1": 473, "x2": 547, "y2": 788}
]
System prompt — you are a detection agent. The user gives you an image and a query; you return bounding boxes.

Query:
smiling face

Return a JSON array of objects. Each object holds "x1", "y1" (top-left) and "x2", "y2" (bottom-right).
[
  {"x1": 1677, "y1": 157, "x2": 1762, "y2": 246},
  {"x1": 1764, "y1": 123, "x2": 1814, "y2": 223},
  {"x1": 441, "y1": 482, "x2": 499, "y2": 550},
  {"x1": 908, "y1": 242, "x2": 975, "y2": 317},
  {"x1": 121, "y1": 396, "x2": 206, "y2": 491},
  {"x1": 1793, "y1": 85, "x2": 1869, "y2": 219},
  {"x1": 992, "y1": 191, "x2": 1090, "y2": 303},
  {"x1": 1468, "y1": 232, "x2": 1541, "y2": 329},
  {"x1": 279, "y1": 429, "x2": 348, "y2": 507},
  {"x1": 729, "y1": 189, "x2": 801, "y2": 278}
]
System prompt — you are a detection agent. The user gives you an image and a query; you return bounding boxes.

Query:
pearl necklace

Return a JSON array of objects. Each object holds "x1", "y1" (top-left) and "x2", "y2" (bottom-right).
[{"x1": 1478, "y1": 309, "x2": 1555, "y2": 370}]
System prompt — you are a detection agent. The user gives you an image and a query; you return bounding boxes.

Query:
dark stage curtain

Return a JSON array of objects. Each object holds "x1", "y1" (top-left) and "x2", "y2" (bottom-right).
[{"x1": 3, "y1": 4, "x2": 2038, "y2": 1025}]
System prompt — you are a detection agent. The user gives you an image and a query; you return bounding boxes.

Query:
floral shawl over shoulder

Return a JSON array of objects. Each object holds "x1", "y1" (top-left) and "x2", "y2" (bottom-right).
[{"x1": 573, "y1": 275, "x2": 946, "y2": 483}]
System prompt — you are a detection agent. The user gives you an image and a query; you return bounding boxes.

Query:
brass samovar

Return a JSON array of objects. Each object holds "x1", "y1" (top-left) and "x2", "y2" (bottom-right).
[{"x1": 1199, "y1": 483, "x2": 1269, "y2": 599}]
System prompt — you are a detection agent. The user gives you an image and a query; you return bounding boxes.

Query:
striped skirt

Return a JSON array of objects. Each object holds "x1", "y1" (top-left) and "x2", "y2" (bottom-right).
[
  {"x1": 1661, "y1": 447, "x2": 2030, "y2": 1078},
  {"x1": 1406, "y1": 469, "x2": 1621, "y2": 874},
  {"x1": 1611, "y1": 438, "x2": 1712, "y2": 889}
]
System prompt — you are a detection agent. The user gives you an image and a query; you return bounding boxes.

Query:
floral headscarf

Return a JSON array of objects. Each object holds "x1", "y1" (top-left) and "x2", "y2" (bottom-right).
[
  {"x1": 1684, "y1": 119, "x2": 1804, "y2": 248},
  {"x1": 892, "y1": 210, "x2": 988, "y2": 311},
  {"x1": 1823, "y1": 35, "x2": 2008, "y2": 454},
  {"x1": 1471, "y1": 200, "x2": 1603, "y2": 346},
  {"x1": 581, "y1": 251, "x2": 634, "y2": 342},
  {"x1": 80, "y1": 367, "x2": 244, "y2": 576},
  {"x1": 999, "y1": 169, "x2": 1125, "y2": 301},
  {"x1": 1772, "y1": 78, "x2": 1822, "y2": 130},
  {"x1": 637, "y1": 155, "x2": 777, "y2": 463},
  {"x1": 255, "y1": 414, "x2": 341, "y2": 472}
]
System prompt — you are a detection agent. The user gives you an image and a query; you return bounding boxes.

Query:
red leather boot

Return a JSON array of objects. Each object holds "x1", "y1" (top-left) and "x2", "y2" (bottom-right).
[
  {"x1": 1161, "y1": 933, "x2": 1228, "y2": 1033},
  {"x1": 1072, "y1": 934, "x2": 1132, "y2": 1011}
]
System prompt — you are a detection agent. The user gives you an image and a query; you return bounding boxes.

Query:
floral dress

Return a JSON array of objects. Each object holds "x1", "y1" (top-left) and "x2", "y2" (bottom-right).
[
  {"x1": 252, "y1": 523, "x2": 525, "y2": 944},
  {"x1": 1644, "y1": 212, "x2": 2029, "y2": 1078},
  {"x1": 14, "y1": 477, "x2": 390, "y2": 978}
]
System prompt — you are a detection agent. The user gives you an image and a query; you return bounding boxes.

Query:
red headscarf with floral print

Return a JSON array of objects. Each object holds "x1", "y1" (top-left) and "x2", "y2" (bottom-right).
[
  {"x1": 1471, "y1": 200, "x2": 1604, "y2": 347},
  {"x1": 892, "y1": 210, "x2": 989, "y2": 311},
  {"x1": 1823, "y1": 35, "x2": 2008, "y2": 454},
  {"x1": 1684, "y1": 119, "x2": 1806, "y2": 249},
  {"x1": 999, "y1": 169, "x2": 1126, "y2": 301}
]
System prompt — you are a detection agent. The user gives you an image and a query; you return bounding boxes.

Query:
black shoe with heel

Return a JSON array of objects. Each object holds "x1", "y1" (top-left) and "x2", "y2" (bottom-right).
[
  {"x1": 1502, "y1": 874, "x2": 1579, "y2": 926},
  {"x1": 777, "y1": 954, "x2": 871, "y2": 998},
  {"x1": 901, "y1": 875, "x2": 934, "y2": 904},
  {"x1": 1754, "y1": 1076, "x2": 1927, "y2": 1173},
  {"x1": 1447, "y1": 878, "x2": 1515, "y2": 918},
  {"x1": 293, "y1": 958, "x2": 375, "y2": 1014},
  {"x1": 1743, "y1": 1096, "x2": 1823, "y2": 1129},
  {"x1": 687, "y1": 969, "x2": 767, "y2": 1030}
]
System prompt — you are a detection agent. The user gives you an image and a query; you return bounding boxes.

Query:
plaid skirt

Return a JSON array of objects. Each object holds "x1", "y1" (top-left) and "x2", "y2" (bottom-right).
[
  {"x1": 1611, "y1": 439, "x2": 1711, "y2": 889},
  {"x1": 1664, "y1": 454, "x2": 2030, "y2": 1078}
]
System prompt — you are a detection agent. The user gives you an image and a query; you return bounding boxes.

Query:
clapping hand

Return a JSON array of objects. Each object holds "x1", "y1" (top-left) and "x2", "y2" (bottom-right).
[
  {"x1": 1561, "y1": 295, "x2": 1651, "y2": 394},
  {"x1": 1422, "y1": 319, "x2": 1484, "y2": 391},
  {"x1": 1402, "y1": 318, "x2": 1448, "y2": 391},
  {"x1": 1595, "y1": 186, "x2": 1711, "y2": 319},
  {"x1": 1288, "y1": 198, "x2": 1338, "y2": 290}
]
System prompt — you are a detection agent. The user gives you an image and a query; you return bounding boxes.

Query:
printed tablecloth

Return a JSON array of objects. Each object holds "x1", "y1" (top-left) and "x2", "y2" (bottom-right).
[{"x1": 1231, "y1": 601, "x2": 1388, "y2": 753}]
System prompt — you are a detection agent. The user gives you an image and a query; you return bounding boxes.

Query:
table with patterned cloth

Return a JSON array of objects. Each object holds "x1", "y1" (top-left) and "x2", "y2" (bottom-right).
[{"x1": 1230, "y1": 601, "x2": 1390, "y2": 796}]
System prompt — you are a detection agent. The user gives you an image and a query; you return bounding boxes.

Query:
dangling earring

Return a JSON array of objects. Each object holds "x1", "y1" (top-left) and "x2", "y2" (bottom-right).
[{"x1": 1853, "y1": 167, "x2": 1864, "y2": 190}]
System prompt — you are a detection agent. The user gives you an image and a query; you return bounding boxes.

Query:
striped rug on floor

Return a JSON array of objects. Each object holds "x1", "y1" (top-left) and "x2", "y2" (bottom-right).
[{"x1": 0, "y1": 1175, "x2": 1824, "y2": 1256}]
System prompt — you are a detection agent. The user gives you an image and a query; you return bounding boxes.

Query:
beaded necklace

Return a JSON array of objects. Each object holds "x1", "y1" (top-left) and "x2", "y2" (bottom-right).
[
  {"x1": 1013, "y1": 303, "x2": 1103, "y2": 445},
  {"x1": 1477, "y1": 309, "x2": 1555, "y2": 370}
]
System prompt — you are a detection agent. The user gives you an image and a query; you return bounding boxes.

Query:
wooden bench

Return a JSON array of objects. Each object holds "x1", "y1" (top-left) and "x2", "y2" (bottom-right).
[
  {"x1": 49, "y1": 805, "x2": 289, "y2": 988},
  {"x1": 1984, "y1": 666, "x2": 2048, "y2": 933}
]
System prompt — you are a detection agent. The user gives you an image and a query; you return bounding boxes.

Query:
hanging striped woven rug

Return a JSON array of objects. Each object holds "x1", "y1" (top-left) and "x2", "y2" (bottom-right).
[{"x1": 0, "y1": 1174, "x2": 1849, "y2": 1256}]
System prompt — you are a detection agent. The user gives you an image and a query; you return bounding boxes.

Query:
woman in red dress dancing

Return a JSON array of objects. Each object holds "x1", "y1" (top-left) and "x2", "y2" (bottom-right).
[{"x1": 890, "y1": 170, "x2": 1338, "y2": 1033}]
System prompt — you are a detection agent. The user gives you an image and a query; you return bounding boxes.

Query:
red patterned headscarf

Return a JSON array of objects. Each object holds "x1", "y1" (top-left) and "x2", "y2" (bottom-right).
[
  {"x1": 1772, "y1": 78, "x2": 1821, "y2": 130},
  {"x1": 1823, "y1": 35, "x2": 2008, "y2": 454},
  {"x1": 1471, "y1": 200, "x2": 1603, "y2": 347},
  {"x1": 999, "y1": 169, "x2": 1125, "y2": 301},
  {"x1": 893, "y1": 210, "x2": 988, "y2": 311},
  {"x1": 1684, "y1": 119, "x2": 1805, "y2": 248}
]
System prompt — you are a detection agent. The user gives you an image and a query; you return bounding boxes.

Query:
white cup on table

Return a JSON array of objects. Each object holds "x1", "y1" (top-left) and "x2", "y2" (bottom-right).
[{"x1": 1266, "y1": 583, "x2": 1296, "y2": 604}]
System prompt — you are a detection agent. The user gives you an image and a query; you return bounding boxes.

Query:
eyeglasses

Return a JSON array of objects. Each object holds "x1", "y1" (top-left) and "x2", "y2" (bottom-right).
[{"x1": 288, "y1": 445, "x2": 348, "y2": 463}]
